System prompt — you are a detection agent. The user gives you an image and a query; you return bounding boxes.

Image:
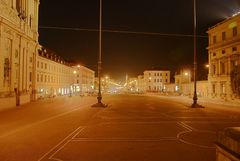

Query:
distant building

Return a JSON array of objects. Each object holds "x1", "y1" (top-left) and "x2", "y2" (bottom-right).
[
  {"x1": 207, "y1": 14, "x2": 240, "y2": 100},
  {"x1": 175, "y1": 69, "x2": 191, "y2": 94},
  {"x1": 143, "y1": 70, "x2": 170, "y2": 92},
  {"x1": 137, "y1": 75, "x2": 145, "y2": 93},
  {"x1": 72, "y1": 65, "x2": 95, "y2": 94}
]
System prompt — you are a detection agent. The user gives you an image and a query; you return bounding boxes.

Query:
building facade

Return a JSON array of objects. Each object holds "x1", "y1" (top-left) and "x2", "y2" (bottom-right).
[
  {"x1": 72, "y1": 65, "x2": 95, "y2": 94},
  {"x1": 207, "y1": 14, "x2": 240, "y2": 100},
  {"x1": 35, "y1": 47, "x2": 75, "y2": 99},
  {"x1": 0, "y1": 0, "x2": 39, "y2": 106},
  {"x1": 137, "y1": 75, "x2": 145, "y2": 93},
  {"x1": 143, "y1": 70, "x2": 170, "y2": 92}
]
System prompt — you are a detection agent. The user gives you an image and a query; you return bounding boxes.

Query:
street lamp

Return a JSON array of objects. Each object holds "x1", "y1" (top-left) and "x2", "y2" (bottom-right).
[
  {"x1": 192, "y1": 0, "x2": 204, "y2": 108},
  {"x1": 92, "y1": 0, "x2": 107, "y2": 107}
]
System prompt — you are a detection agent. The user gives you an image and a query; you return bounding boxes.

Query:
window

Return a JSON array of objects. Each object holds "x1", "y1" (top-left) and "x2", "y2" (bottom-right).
[
  {"x1": 213, "y1": 53, "x2": 216, "y2": 57},
  {"x1": 220, "y1": 62, "x2": 225, "y2": 74},
  {"x1": 166, "y1": 79, "x2": 168, "y2": 82},
  {"x1": 16, "y1": 0, "x2": 21, "y2": 13},
  {"x1": 41, "y1": 75, "x2": 43, "y2": 82},
  {"x1": 212, "y1": 84, "x2": 216, "y2": 94},
  {"x1": 222, "y1": 50, "x2": 226, "y2": 54},
  {"x1": 45, "y1": 63, "x2": 47, "y2": 69},
  {"x1": 37, "y1": 61, "x2": 39, "y2": 68},
  {"x1": 45, "y1": 75, "x2": 47, "y2": 82},
  {"x1": 29, "y1": 72, "x2": 32, "y2": 82},
  {"x1": 213, "y1": 36, "x2": 217, "y2": 44},
  {"x1": 222, "y1": 32, "x2": 226, "y2": 41},
  {"x1": 29, "y1": 57, "x2": 33, "y2": 63},
  {"x1": 37, "y1": 74, "x2": 39, "y2": 82},
  {"x1": 166, "y1": 73, "x2": 168, "y2": 76},
  {"x1": 232, "y1": 47, "x2": 237, "y2": 52},
  {"x1": 233, "y1": 27, "x2": 237, "y2": 37},
  {"x1": 160, "y1": 73, "x2": 162, "y2": 76},
  {"x1": 41, "y1": 62, "x2": 43, "y2": 69}
]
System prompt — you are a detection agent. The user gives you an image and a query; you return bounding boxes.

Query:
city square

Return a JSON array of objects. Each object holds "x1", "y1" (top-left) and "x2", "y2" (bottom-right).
[{"x1": 0, "y1": 0, "x2": 240, "y2": 160}]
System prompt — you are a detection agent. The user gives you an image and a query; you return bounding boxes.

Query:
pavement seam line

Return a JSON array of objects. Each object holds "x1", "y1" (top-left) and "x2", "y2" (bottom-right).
[{"x1": 0, "y1": 102, "x2": 93, "y2": 139}]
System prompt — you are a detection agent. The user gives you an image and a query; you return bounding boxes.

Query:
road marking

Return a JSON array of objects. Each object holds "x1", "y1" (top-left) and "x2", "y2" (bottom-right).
[
  {"x1": 39, "y1": 106, "x2": 107, "y2": 161},
  {"x1": 38, "y1": 127, "x2": 83, "y2": 161}
]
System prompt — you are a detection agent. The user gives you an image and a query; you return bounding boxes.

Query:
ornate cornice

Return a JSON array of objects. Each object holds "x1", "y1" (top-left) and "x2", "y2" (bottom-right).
[{"x1": 0, "y1": 0, "x2": 20, "y2": 25}]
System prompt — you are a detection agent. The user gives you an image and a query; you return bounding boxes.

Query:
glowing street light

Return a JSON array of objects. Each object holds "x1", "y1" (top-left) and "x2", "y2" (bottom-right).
[{"x1": 92, "y1": 0, "x2": 107, "y2": 107}]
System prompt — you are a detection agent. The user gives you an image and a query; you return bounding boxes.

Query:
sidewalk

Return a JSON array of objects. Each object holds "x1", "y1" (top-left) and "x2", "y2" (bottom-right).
[{"x1": 147, "y1": 93, "x2": 240, "y2": 112}]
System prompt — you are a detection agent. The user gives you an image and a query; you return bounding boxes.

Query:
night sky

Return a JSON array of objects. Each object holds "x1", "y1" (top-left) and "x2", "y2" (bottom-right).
[{"x1": 39, "y1": 0, "x2": 240, "y2": 80}]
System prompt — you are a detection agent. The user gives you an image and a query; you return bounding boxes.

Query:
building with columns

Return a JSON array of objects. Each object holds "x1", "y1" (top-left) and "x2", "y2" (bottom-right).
[
  {"x1": 0, "y1": 0, "x2": 40, "y2": 106},
  {"x1": 207, "y1": 14, "x2": 240, "y2": 100}
]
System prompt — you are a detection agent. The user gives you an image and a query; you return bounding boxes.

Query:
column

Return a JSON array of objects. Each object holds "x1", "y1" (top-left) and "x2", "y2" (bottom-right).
[{"x1": 0, "y1": 25, "x2": 4, "y2": 93}]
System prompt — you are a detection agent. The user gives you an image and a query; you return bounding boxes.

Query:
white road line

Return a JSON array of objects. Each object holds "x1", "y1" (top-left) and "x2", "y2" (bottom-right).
[
  {"x1": 49, "y1": 128, "x2": 86, "y2": 161},
  {"x1": 39, "y1": 107, "x2": 107, "y2": 161},
  {"x1": 38, "y1": 127, "x2": 83, "y2": 161}
]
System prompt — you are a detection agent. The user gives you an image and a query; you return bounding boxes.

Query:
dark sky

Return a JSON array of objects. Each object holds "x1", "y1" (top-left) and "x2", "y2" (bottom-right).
[{"x1": 39, "y1": 0, "x2": 240, "y2": 80}]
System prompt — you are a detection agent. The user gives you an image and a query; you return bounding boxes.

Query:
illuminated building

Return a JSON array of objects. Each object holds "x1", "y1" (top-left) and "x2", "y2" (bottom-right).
[
  {"x1": 207, "y1": 14, "x2": 240, "y2": 100},
  {"x1": 72, "y1": 65, "x2": 95, "y2": 94},
  {"x1": 143, "y1": 70, "x2": 170, "y2": 92},
  {"x1": 137, "y1": 75, "x2": 145, "y2": 93},
  {"x1": 35, "y1": 47, "x2": 74, "y2": 99},
  {"x1": 0, "y1": 0, "x2": 40, "y2": 106}
]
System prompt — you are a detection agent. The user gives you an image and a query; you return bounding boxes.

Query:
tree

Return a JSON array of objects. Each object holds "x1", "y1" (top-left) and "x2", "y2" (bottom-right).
[{"x1": 231, "y1": 65, "x2": 240, "y2": 97}]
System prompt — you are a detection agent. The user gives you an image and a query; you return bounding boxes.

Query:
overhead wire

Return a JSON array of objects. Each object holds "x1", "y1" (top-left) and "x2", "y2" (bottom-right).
[{"x1": 39, "y1": 26, "x2": 208, "y2": 38}]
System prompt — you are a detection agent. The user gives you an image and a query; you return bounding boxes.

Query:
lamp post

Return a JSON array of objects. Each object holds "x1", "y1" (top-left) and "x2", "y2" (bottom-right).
[
  {"x1": 191, "y1": 0, "x2": 203, "y2": 108},
  {"x1": 92, "y1": 0, "x2": 107, "y2": 107}
]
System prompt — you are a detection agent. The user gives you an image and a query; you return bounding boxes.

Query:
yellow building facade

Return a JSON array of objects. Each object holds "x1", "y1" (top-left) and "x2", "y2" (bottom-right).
[
  {"x1": 207, "y1": 14, "x2": 240, "y2": 100},
  {"x1": 35, "y1": 47, "x2": 75, "y2": 99},
  {"x1": 0, "y1": 0, "x2": 39, "y2": 106},
  {"x1": 72, "y1": 65, "x2": 95, "y2": 94},
  {"x1": 144, "y1": 70, "x2": 170, "y2": 92}
]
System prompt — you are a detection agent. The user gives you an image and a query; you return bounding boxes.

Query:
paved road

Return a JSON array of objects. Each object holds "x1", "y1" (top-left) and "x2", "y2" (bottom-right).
[{"x1": 0, "y1": 94, "x2": 240, "y2": 161}]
